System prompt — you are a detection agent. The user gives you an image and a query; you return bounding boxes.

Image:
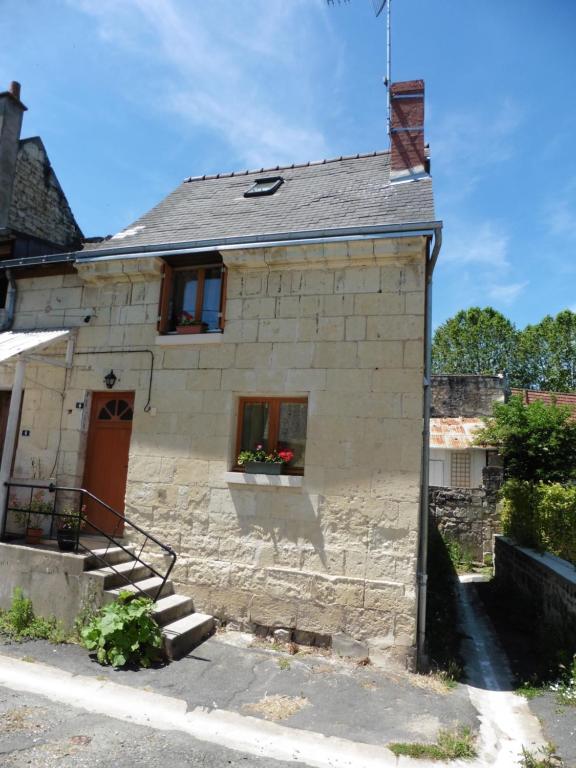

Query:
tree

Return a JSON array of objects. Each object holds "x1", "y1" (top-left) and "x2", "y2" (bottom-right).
[
  {"x1": 432, "y1": 307, "x2": 518, "y2": 378},
  {"x1": 515, "y1": 310, "x2": 576, "y2": 392},
  {"x1": 474, "y1": 395, "x2": 576, "y2": 483}
]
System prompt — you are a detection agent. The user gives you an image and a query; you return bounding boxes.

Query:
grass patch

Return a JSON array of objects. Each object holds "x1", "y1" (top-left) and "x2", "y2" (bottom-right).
[
  {"x1": 516, "y1": 681, "x2": 546, "y2": 700},
  {"x1": 0, "y1": 588, "x2": 67, "y2": 643},
  {"x1": 388, "y1": 726, "x2": 476, "y2": 761},
  {"x1": 519, "y1": 744, "x2": 563, "y2": 767},
  {"x1": 277, "y1": 657, "x2": 291, "y2": 671}
]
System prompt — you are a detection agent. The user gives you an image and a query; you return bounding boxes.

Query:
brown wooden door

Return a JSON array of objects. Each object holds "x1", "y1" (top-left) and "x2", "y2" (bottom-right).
[{"x1": 83, "y1": 392, "x2": 134, "y2": 536}]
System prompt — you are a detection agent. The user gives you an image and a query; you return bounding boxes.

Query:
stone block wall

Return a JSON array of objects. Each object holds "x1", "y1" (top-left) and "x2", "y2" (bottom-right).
[
  {"x1": 431, "y1": 375, "x2": 505, "y2": 418},
  {"x1": 8, "y1": 138, "x2": 82, "y2": 248},
  {"x1": 7, "y1": 235, "x2": 428, "y2": 666},
  {"x1": 429, "y1": 485, "x2": 501, "y2": 561},
  {"x1": 494, "y1": 536, "x2": 576, "y2": 656}
]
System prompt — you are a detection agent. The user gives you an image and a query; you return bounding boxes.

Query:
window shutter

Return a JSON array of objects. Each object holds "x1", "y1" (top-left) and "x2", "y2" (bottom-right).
[
  {"x1": 157, "y1": 262, "x2": 174, "y2": 334},
  {"x1": 218, "y1": 265, "x2": 228, "y2": 331}
]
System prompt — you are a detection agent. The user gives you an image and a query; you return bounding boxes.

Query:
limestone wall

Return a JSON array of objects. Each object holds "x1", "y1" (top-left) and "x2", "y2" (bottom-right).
[
  {"x1": 6, "y1": 236, "x2": 427, "y2": 665},
  {"x1": 429, "y1": 485, "x2": 501, "y2": 561},
  {"x1": 431, "y1": 375, "x2": 505, "y2": 418}
]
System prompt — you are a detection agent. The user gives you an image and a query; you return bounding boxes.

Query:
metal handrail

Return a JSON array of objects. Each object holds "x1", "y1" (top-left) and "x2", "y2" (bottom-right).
[{"x1": 2, "y1": 481, "x2": 177, "y2": 602}]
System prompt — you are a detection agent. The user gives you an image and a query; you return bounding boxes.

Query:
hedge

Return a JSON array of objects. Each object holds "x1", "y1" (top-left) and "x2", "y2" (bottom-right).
[{"x1": 501, "y1": 479, "x2": 576, "y2": 565}]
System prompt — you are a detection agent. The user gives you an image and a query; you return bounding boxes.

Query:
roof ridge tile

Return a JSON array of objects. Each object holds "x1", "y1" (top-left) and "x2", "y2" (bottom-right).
[{"x1": 183, "y1": 149, "x2": 390, "y2": 183}]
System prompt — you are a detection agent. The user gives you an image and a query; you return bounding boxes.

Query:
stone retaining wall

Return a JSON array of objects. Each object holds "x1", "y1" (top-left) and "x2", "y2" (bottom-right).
[
  {"x1": 429, "y1": 485, "x2": 501, "y2": 561},
  {"x1": 494, "y1": 536, "x2": 576, "y2": 654}
]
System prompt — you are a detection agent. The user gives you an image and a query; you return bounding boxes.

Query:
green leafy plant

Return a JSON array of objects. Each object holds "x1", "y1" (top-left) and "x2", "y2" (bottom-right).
[
  {"x1": 237, "y1": 444, "x2": 294, "y2": 465},
  {"x1": 475, "y1": 396, "x2": 576, "y2": 484},
  {"x1": 58, "y1": 504, "x2": 86, "y2": 531},
  {"x1": 443, "y1": 535, "x2": 475, "y2": 574},
  {"x1": 0, "y1": 588, "x2": 65, "y2": 642},
  {"x1": 81, "y1": 591, "x2": 163, "y2": 668},
  {"x1": 500, "y1": 480, "x2": 576, "y2": 564},
  {"x1": 550, "y1": 654, "x2": 576, "y2": 706}
]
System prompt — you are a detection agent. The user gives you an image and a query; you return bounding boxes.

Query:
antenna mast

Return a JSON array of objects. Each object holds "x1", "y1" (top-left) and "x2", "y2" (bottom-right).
[{"x1": 372, "y1": 0, "x2": 392, "y2": 137}]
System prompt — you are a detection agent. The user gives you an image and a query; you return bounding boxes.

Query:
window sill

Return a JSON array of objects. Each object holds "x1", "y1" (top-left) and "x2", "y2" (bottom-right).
[
  {"x1": 155, "y1": 333, "x2": 224, "y2": 346},
  {"x1": 223, "y1": 471, "x2": 304, "y2": 488}
]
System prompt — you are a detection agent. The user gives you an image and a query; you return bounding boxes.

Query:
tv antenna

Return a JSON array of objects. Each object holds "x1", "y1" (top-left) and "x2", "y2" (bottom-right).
[{"x1": 327, "y1": 0, "x2": 393, "y2": 138}]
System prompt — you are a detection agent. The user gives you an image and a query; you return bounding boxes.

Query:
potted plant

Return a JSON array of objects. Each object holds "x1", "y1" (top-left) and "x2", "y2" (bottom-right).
[
  {"x1": 13, "y1": 492, "x2": 52, "y2": 545},
  {"x1": 237, "y1": 445, "x2": 294, "y2": 475},
  {"x1": 175, "y1": 310, "x2": 208, "y2": 335},
  {"x1": 56, "y1": 506, "x2": 86, "y2": 552}
]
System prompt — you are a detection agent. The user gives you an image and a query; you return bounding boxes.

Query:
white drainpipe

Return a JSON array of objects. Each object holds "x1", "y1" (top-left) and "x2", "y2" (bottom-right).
[{"x1": 0, "y1": 357, "x2": 26, "y2": 535}]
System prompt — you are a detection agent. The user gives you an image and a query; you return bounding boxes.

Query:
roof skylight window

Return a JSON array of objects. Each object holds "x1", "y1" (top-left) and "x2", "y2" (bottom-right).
[{"x1": 244, "y1": 176, "x2": 284, "y2": 198}]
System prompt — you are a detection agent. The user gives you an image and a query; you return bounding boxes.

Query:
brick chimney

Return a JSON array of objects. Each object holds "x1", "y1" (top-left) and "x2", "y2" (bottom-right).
[
  {"x1": 389, "y1": 80, "x2": 427, "y2": 183},
  {"x1": 0, "y1": 81, "x2": 27, "y2": 230}
]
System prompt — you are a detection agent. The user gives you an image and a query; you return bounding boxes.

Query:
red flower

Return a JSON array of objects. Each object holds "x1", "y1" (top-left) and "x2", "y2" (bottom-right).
[{"x1": 277, "y1": 449, "x2": 294, "y2": 464}]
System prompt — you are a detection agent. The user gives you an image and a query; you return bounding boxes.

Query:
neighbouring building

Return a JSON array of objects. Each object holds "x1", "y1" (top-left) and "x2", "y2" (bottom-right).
[
  {"x1": 429, "y1": 374, "x2": 505, "y2": 488},
  {"x1": 0, "y1": 80, "x2": 442, "y2": 668}
]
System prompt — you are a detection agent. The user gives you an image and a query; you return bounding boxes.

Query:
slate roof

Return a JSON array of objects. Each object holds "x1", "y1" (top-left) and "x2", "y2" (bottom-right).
[{"x1": 87, "y1": 150, "x2": 435, "y2": 252}]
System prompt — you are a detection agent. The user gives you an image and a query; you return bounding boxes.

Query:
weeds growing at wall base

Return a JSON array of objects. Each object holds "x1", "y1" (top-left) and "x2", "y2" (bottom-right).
[{"x1": 0, "y1": 588, "x2": 66, "y2": 643}]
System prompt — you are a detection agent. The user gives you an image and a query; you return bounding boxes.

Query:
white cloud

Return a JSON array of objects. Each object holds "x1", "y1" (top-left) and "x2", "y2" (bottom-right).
[
  {"x1": 430, "y1": 100, "x2": 523, "y2": 201},
  {"x1": 487, "y1": 281, "x2": 528, "y2": 304},
  {"x1": 442, "y1": 221, "x2": 510, "y2": 268},
  {"x1": 546, "y1": 189, "x2": 576, "y2": 240},
  {"x1": 439, "y1": 219, "x2": 527, "y2": 307},
  {"x1": 71, "y1": 0, "x2": 331, "y2": 168}
]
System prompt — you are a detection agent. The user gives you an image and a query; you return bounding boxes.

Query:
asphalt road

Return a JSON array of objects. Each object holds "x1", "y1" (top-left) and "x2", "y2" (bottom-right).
[{"x1": 0, "y1": 685, "x2": 309, "y2": 768}]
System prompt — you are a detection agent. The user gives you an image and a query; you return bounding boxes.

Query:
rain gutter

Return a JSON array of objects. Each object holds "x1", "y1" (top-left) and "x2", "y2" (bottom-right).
[
  {"x1": 0, "y1": 221, "x2": 442, "y2": 268},
  {"x1": 416, "y1": 221, "x2": 442, "y2": 670}
]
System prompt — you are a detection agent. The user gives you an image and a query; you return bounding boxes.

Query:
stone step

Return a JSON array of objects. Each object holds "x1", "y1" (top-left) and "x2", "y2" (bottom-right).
[
  {"x1": 87, "y1": 560, "x2": 152, "y2": 589},
  {"x1": 82, "y1": 545, "x2": 135, "y2": 570},
  {"x1": 162, "y1": 612, "x2": 214, "y2": 660},
  {"x1": 152, "y1": 594, "x2": 195, "y2": 627},
  {"x1": 104, "y1": 576, "x2": 174, "y2": 603}
]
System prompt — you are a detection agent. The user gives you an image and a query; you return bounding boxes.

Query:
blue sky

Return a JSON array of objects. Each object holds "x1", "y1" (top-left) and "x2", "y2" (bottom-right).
[{"x1": 1, "y1": 0, "x2": 575, "y2": 328}]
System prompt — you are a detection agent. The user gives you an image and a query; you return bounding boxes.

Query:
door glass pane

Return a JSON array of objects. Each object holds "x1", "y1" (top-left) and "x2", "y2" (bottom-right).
[
  {"x1": 241, "y1": 402, "x2": 270, "y2": 453},
  {"x1": 278, "y1": 402, "x2": 307, "y2": 468},
  {"x1": 202, "y1": 267, "x2": 221, "y2": 330}
]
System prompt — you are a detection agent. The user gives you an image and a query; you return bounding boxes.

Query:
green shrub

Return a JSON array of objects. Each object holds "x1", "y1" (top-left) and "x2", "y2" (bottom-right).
[
  {"x1": 81, "y1": 591, "x2": 163, "y2": 668},
  {"x1": 0, "y1": 588, "x2": 65, "y2": 642},
  {"x1": 501, "y1": 480, "x2": 576, "y2": 564}
]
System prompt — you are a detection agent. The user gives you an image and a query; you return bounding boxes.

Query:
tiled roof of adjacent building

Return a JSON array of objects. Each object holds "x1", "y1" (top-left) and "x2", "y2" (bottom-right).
[
  {"x1": 86, "y1": 150, "x2": 435, "y2": 251},
  {"x1": 430, "y1": 417, "x2": 490, "y2": 450},
  {"x1": 511, "y1": 388, "x2": 576, "y2": 408}
]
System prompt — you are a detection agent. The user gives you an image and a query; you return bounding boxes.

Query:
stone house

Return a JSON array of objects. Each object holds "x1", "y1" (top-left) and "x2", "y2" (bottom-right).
[{"x1": 0, "y1": 79, "x2": 442, "y2": 668}]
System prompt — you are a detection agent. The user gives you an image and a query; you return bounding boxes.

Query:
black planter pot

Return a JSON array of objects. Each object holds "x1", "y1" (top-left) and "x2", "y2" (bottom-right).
[
  {"x1": 57, "y1": 528, "x2": 78, "y2": 552},
  {"x1": 245, "y1": 462, "x2": 283, "y2": 475}
]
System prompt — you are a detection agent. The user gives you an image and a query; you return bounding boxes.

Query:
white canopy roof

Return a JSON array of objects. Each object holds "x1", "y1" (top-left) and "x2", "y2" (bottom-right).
[{"x1": 0, "y1": 329, "x2": 71, "y2": 364}]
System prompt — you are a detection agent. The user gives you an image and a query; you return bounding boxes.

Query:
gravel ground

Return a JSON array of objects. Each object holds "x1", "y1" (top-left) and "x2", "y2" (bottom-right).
[
  {"x1": 0, "y1": 685, "x2": 309, "y2": 768},
  {"x1": 526, "y1": 693, "x2": 576, "y2": 768}
]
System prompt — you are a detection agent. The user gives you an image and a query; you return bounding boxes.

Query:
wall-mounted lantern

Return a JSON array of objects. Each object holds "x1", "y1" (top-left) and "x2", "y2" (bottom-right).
[{"x1": 104, "y1": 370, "x2": 117, "y2": 389}]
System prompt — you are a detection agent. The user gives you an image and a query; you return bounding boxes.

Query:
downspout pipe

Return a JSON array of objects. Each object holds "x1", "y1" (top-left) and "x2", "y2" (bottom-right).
[
  {"x1": 0, "y1": 268, "x2": 16, "y2": 331},
  {"x1": 416, "y1": 222, "x2": 442, "y2": 670}
]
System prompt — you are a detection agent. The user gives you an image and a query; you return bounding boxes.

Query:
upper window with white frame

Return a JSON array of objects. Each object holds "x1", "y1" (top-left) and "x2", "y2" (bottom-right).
[{"x1": 158, "y1": 255, "x2": 227, "y2": 334}]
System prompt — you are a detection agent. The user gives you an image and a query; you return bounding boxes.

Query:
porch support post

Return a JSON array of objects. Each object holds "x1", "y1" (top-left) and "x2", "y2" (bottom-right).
[{"x1": 0, "y1": 357, "x2": 26, "y2": 536}]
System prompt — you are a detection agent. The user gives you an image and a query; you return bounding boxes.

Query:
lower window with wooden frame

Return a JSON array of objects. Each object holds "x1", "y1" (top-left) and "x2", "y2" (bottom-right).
[{"x1": 235, "y1": 397, "x2": 308, "y2": 474}]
